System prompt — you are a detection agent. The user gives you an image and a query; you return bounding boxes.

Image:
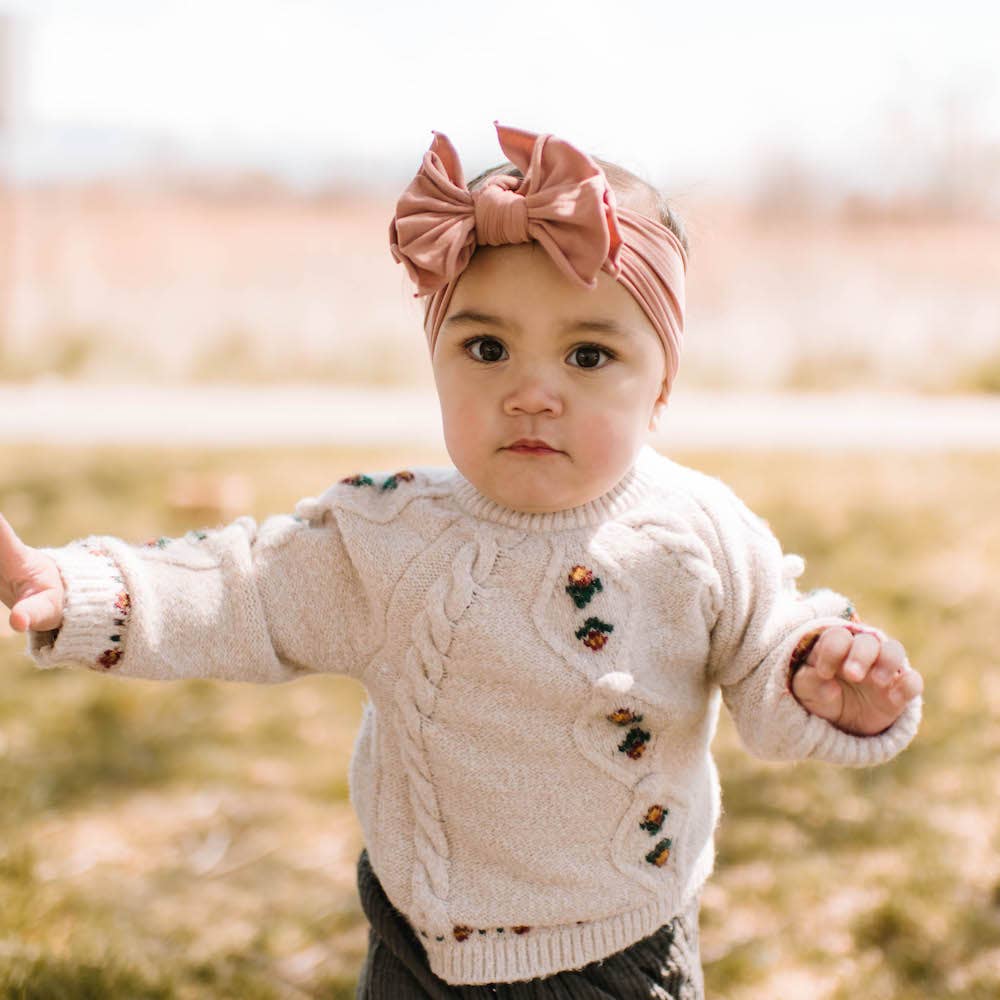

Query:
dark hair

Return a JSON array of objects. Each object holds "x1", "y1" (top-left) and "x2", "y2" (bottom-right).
[{"x1": 467, "y1": 157, "x2": 690, "y2": 256}]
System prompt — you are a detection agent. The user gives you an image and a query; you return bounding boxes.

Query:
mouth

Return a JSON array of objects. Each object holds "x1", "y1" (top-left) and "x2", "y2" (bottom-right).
[{"x1": 505, "y1": 439, "x2": 561, "y2": 455}]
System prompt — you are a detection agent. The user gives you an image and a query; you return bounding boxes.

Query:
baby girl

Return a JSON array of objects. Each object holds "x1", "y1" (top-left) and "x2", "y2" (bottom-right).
[{"x1": 1, "y1": 122, "x2": 923, "y2": 999}]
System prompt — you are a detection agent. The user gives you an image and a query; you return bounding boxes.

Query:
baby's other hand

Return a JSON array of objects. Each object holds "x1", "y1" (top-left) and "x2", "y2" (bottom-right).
[
  {"x1": 0, "y1": 512, "x2": 65, "y2": 633},
  {"x1": 791, "y1": 624, "x2": 923, "y2": 736}
]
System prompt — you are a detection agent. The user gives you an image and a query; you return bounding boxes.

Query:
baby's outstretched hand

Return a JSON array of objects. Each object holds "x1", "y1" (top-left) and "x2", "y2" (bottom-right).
[
  {"x1": 791, "y1": 625, "x2": 923, "y2": 736},
  {"x1": 0, "y1": 512, "x2": 65, "y2": 633}
]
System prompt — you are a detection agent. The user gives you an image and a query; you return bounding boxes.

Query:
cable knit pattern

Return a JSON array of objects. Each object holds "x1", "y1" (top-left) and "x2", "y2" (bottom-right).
[
  {"x1": 21, "y1": 444, "x2": 922, "y2": 987},
  {"x1": 394, "y1": 532, "x2": 502, "y2": 929}
]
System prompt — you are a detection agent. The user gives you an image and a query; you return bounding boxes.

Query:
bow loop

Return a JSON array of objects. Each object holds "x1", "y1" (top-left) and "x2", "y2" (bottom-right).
[
  {"x1": 389, "y1": 122, "x2": 622, "y2": 294},
  {"x1": 388, "y1": 131, "x2": 477, "y2": 293}
]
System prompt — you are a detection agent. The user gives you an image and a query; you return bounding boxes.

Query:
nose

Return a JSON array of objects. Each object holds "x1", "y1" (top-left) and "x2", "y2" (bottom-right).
[{"x1": 501, "y1": 369, "x2": 564, "y2": 416}]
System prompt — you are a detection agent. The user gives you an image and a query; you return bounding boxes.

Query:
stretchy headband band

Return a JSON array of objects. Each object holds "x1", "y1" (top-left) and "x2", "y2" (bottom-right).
[{"x1": 388, "y1": 121, "x2": 687, "y2": 392}]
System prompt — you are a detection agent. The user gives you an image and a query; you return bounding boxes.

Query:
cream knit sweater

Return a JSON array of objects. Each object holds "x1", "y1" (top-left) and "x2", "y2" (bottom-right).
[{"x1": 25, "y1": 443, "x2": 922, "y2": 985}]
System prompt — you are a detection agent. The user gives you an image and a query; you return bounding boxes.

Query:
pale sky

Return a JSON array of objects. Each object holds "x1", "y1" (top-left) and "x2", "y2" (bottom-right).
[{"x1": 1, "y1": 0, "x2": 997, "y2": 197}]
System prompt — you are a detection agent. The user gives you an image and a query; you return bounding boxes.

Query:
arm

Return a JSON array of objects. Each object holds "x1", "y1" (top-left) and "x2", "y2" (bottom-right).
[
  {"x1": 701, "y1": 488, "x2": 922, "y2": 766},
  {"x1": 24, "y1": 507, "x2": 379, "y2": 684}
]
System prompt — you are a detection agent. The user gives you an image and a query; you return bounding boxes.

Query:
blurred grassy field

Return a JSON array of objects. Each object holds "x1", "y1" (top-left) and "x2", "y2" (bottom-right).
[{"x1": 0, "y1": 443, "x2": 998, "y2": 999}]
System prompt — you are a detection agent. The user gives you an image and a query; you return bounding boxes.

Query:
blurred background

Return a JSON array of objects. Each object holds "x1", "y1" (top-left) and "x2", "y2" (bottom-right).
[
  {"x1": 1, "y1": 0, "x2": 999, "y2": 393},
  {"x1": 0, "y1": 2, "x2": 998, "y2": 998}
]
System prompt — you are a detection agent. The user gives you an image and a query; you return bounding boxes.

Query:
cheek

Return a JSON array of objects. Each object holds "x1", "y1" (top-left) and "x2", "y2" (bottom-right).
[
  {"x1": 438, "y1": 373, "x2": 492, "y2": 437},
  {"x1": 445, "y1": 383, "x2": 487, "y2": 422},
  {"x1": 574, "y1": 406, "x2": 633, "y2": 452}
]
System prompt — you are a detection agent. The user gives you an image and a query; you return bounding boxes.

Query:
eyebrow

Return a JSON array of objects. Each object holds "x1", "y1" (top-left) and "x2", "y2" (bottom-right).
[{"x1": 442, "y1": 310, "x2": 630, "y2": 337}]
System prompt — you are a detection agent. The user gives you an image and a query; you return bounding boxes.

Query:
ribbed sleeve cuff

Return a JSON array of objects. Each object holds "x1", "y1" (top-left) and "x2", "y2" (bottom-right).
[
  {"x1": 807, "y1": 691, "x2": 922, "y2": 766},
  {"x1": 25, "y1": 542, "x2": 131, "y2": 672},
  {"x1": 777, "y1": 615, "x2": 923, "y2": 767}
]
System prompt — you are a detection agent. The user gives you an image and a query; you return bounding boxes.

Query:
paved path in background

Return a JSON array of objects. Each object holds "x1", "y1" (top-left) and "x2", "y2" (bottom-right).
[{"x1": 2, "y1": 382, "x2": 999, "y2": 451}]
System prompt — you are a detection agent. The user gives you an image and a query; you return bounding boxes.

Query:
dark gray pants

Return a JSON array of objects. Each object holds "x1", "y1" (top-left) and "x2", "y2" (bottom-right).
[{"x1": 355, "y1": 848, "x2": 704, "y2": 999}]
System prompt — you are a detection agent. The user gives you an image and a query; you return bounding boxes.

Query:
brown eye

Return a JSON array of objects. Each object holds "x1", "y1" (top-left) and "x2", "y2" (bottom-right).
[
  {"x1": 569, "y1": 345, "x2": 613, "y2": 369},
  {"x1": 465, "y1": 337, "x2": 506, "y2": 363}
]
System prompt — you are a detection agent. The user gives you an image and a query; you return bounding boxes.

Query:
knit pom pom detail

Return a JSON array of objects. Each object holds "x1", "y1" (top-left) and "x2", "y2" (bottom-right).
[{"x1": 595, "y1": 671, "x2": 634, "y2": 695}]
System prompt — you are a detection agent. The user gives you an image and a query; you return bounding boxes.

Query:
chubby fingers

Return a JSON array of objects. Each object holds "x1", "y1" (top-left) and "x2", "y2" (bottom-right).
[
  {"x1": 809, "y1": 626, "x2": 923, "y2": 702},
  {"x1": 810, "y1": 626, "x2": 881, "y2": 682},
  {"x1": 883, "y1": 645, "x2": 924, "y2": 706}
]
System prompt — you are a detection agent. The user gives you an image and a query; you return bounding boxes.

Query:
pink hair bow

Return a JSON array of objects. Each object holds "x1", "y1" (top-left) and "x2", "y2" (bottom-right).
[{"x1": 389, "y1": 121, "x2": 624, "y2": 295}]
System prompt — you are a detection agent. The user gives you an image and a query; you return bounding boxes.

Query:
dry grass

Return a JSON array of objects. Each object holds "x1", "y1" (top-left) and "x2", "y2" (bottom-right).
[{"x1": 0, "y1": 442, "x2": 998, "y2": 998}]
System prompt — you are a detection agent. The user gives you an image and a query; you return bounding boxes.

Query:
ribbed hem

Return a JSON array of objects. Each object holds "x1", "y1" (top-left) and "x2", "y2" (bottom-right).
[
  {"x1": 25, "y1": 542, "x2": 129, "y2": 671},
  {"x1": 422, "y1": 888, "x2": 697, "y2": 986},
  {"x1": 448, "y1": 443, "x2": 663, "y2": 532}
]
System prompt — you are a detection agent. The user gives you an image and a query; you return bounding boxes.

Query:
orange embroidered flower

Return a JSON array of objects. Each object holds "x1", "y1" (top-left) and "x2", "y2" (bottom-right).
[
  {"x1": 606, "y1": 707, "x2": 643, "y2": 726},
  {"x1": 453, "y1": 925, "x2": 474, "y2": 942},
  {"x1": 618, "y1": 726, "x2": 651, "y2": 759},
  {"x1": 566, "y1": 565, "x2": 603, "y2": 608},
  {"x1": 640, "y1": 804, "x2": 667, "y2": 834},
  {"x1": 646, "y1": 838, "x2": 672, "y2": 866}
]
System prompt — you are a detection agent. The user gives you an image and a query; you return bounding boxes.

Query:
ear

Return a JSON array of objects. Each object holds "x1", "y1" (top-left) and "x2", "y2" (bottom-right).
[{"x1": 648, "y1": 383, "x2": 669, "y2": 433}]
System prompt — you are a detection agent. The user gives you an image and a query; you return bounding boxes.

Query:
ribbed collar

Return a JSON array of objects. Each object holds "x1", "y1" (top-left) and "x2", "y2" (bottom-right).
[{"x1": 448, "y1": 443, "x2": 663, "y2": 533}]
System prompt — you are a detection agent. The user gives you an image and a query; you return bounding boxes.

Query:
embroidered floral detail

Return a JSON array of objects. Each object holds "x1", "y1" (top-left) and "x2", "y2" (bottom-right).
[
  {"x1": 422, "y1": 922, "x2": 532, "y2": 940},
  {"x1": 575, "y1": 616, "x2": 613, "y2": 651},
  {"x1": 640, "y1": 804, "x2": 667, "y2": 834},
  {"x1": 96, "y1": 648, "x2": 123, "y2": 669},
  {"x1": 340, "y1": 473, "x2": 375, "y2": 487},
  {"x1": 645, "y1": 838, "x2": 673, "y2": 866},
  {"x1": 88, "y1": 551, "x2": 131, "y2": 671},
  {"x1": 186, "y1": 529, "x2": 209, "y2": 541},
  {"x1": 381, "y1": 470, "x2": 415, "y2": 491},
  {"x1": 142, "y1": 536, "x2": 172, "y2": 548},
  {"x1": 606, "y1": 707, "x2": 643, "y2": 726},
  {"x1": 565, "y1": 564, "x2": 603, "y2": 608},
  {"x1": 618, "y1": 725, "x2": 651, "y2": 760}
]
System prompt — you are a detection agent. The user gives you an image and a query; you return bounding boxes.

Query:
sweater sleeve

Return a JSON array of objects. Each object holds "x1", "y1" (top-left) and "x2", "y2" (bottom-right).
[
  {"x1": 24, "y1": 505, "x2": 380, "y2": 684},
  {"x1": 701, "y1": 486, "x2": 922, "y2": 767}
]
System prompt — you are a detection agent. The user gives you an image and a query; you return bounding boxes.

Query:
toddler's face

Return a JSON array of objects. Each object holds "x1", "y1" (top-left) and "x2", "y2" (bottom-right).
[{"x1": 431, "y1": 243, "x2": 668, "y2": 514}]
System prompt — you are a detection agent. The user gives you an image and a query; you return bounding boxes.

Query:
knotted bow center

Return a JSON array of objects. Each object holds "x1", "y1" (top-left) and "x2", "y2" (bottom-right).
[{"x1": 472, "y1": 175, "x2": 530, "y2": 246}]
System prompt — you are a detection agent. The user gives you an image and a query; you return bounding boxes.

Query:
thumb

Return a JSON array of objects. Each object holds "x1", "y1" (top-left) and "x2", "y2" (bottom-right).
[
  {"x1": 0, "y1": 510, "x2": 28, "y2": 562},
  {"x1": 9, "y1": 590, "x2": 63, "y2": 633}
]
